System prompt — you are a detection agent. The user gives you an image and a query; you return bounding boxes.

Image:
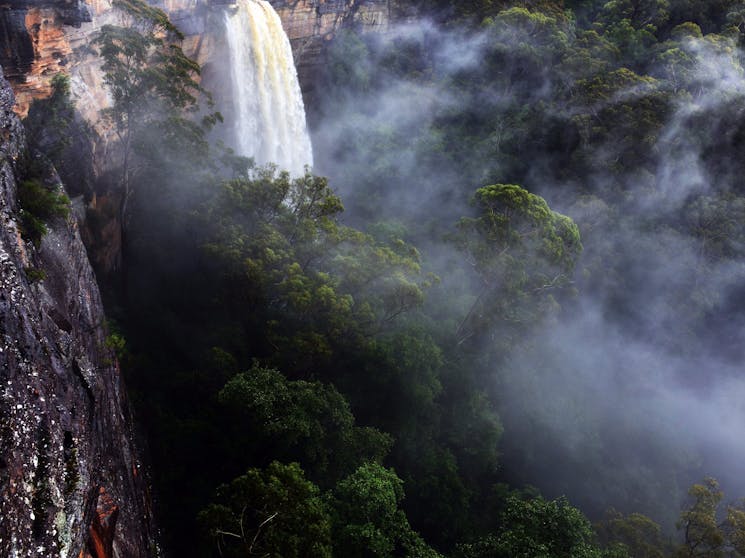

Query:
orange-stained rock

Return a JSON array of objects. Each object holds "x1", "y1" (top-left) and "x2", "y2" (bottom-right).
[
  {"x1": 5, "y1": 0, "x2": 391, "y2": 119},
  {"x1": 12, "y1": 8, "x2": 73, "y2": 116},
  {"x1": 87, "y1": 487, "x2": 119, "y2": 558}
]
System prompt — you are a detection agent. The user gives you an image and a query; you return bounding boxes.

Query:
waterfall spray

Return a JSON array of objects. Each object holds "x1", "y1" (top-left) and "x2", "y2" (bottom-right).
[{"x1": 223, "y1": 0, "x2": 313, "y2": 176}]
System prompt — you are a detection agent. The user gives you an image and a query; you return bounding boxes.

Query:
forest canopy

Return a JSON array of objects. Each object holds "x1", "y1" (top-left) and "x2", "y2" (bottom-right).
[{"x1": 20, "y1": 0, "x2": 745, "y2": 556}]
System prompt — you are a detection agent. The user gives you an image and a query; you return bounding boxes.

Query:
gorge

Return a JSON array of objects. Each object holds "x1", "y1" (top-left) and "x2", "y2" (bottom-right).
[
  {"x1": 6, "y1": 1, "x2": 745, "y2": 558},
  {"x1": 0, "y1": 0, "x2": 372, "y2": 555}
]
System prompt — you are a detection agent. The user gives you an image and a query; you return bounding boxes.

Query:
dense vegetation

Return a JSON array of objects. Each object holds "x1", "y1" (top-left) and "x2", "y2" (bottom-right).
[{"x1": 22, "y1": 0, "x2": 745, "y2": 556}]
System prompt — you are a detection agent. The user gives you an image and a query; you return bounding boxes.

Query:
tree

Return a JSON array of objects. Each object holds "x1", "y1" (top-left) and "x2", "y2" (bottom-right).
[
  {"x1": 198, "y1": 461, "x2": 331, "y2": 558},
  {"x1": 669, "y1": 478, "x2": 745, "y2": 558},
  {"x1": 484, "y1": 7, "x2": 570, "y2": 89},
  {"x1": 329, "y1": 462, "x2": 443, "y2": 558},
  {"x1": 344, "y1": 330, "x2": 443, "y2": 436},
  {"x1": 595, "y1": 509, "x2": 669, "y2": 558},
  {"x1": 217, "y1": 364, "x2": 391, "y2": 484},
  {"x1": 666, "y1": 0, "x2": 743, "y2": 33},
  {"x1": 93, "y1": 0, "x2": 205, "y2": 228},
  {"x1": 16, "y1": 178, "x2": 70, "y2": 247},
  {"x1": 726, "y1": 504, "x2": 745, "y2": 556},
  {"x1": 683, "y1": 194, "x2": 745, "y2": 261},
  {"x1": 571, "y1": 68, "x2": 670, "y2": 171},
  {"x1": 201, "y1": 166, "x2": 431, "y2": 374},
  {"x1": 675, "y1": 478, "x2": 726, "y2": 557},
  {"x1": 599, "y1": 0, "x2": 670, "y2": 31},
  {"x1": 455, "y1": 493, "x2": 622, "y2": 558},
  {"x1": 454, "y1": 184, "x2": 581, "y2": 344}
]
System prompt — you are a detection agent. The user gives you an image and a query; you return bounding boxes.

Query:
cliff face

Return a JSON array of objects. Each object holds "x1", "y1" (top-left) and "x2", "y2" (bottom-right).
[
  {"x1": 0, "y1": 70, "x2": 155, "y2": 558},
  {"x1": 271, "y1": 0, "x2": 391, "y2": 94},
  {"x1": 1, "y1": 0, "x2": 392, "y2": 116},
  {"x1": 0, "y1": 0, "x2": 91, "y2": 116},
  {"x1": 164, "y1": 0, "x2": 391, "y2": 113},
  {"x1": 0, "y1": 1, "x2": 390, "y2": 552}
]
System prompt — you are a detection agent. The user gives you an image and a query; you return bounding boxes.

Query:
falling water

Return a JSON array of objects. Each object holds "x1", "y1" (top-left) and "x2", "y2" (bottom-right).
[{"x1": 223, "y1": 0, "x2": 313, "y2": 176}]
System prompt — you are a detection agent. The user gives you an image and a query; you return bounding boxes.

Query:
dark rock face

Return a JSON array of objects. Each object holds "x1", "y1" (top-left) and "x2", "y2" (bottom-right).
[
  {"x1": 0, "y1": 70, "x2": 155, "y2": 558},
  {"x1": 0, "y1": 10, "x2": 35, "y2": 81}
]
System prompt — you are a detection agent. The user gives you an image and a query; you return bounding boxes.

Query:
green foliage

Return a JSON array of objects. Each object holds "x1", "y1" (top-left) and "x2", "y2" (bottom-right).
[
  {"x1": 93, "y1": 0, "x2": 211, "y2": 233},
  {"x1": 728, "y1": 505, "x2": 745, "y2": 556},
  {"x1": 95, "y1": 0, "x2": 199, "y2": 126},
  {"x1": 442, "y1": 389, "x2": 503, "y2": 482},
  {"x1": 454, "y1": 184, "x2": 581, "y2": 344},
  {"x1": 599, "y1": 0, "x2": 671, "y2": 30},
  {"x1": 105, "y1": 331, "x2": 128, "y2": 362},
  {"x1": 25, "y1": 73, "x2": 71, "y2": 135},
  {"x1": 335, "y1": 330, "x2": 445, "y2": 452},
  {"x1": 23, "y1": 267, "x2": 46, "y2": 283},
  {"x1": 481, "y1": 7, "x2": 570, "y2": 97},
  {"x1": 326, "y1": 30, "x2": 373, "y2": 94},
  {"x1": 103, "y1": 0, "x2": 745, "y2": 555},
  {"x1": 329, "y1": 462, "x2": 443, "y2": 557},
  {"x1": 23, "y1": 75, "x2": 77, "y2": 171},
  {"x1": 218, "y1": 364, "x2": 391, "y2": 483},
  {"x1": 198, "y1": 461, "x2": 332, "y2": 558},
  {"x1": 596, "y1": 509, "x2": 669, "y2": 558},
  {"x1": 112, "y1": 0, "x2": 181, "y2": 35},
  {"x1": 489, "y1": 7, "x2": 570, "y2": 59},
  {"x1": 23, "y1": 74, "x2": 95, "y2": 199},
  {"x1": 675, "y1": 478, "x2": 726, "y2": 557},
  {"x1": 456, "y1": 493, "x2": 617, "y2": 558},
  {"x1": 597, "y1": 0, "x2": 669, "y2": 65},
  {"x1": 662, "y1": 479, "x2": 745, "y2": 557},
  {"x1": 17, "y1": 178, "x2": 70, "y2": 246},
  {"x1": 395, "y1": 445, "x2": 473, "y2": 550},
  {"x1": 571, "y1": 68, "x2": 670, "y2": 171},
  {"x1": 683, "y1": 194, "x2": 745, "y2": 260},
  {"x1": 202, "y1": 166, "x2": 430, "y2": 373}
]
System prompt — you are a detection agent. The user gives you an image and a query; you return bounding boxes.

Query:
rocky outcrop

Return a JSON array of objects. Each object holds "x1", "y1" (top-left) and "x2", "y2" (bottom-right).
[
  {"x1": 270, "y1": 0, "x2": 391, "y2": 94},
  {"x1": 1, "y1": 0, "x2": 392, "y2": 116},
  {"x1": 0, "y1": 69, "x2": 155, "y2": 557},
  {"x1": 0, "y1": 0, "x2": 91, "y2": 115}
]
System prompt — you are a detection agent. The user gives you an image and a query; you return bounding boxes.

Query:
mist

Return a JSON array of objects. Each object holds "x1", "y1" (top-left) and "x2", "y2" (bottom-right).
[
  {"x1": 309, "y1": 9, "x2": 745, "y2": 528},
  {"x1": 54, "y1": 0, "x2": 745, "y2": 553}
]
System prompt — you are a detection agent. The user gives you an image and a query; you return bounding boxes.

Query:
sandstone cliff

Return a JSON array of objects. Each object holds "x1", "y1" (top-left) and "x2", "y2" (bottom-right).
[
  {"x1": 0, "y1": 69, "x2": 155, "y2": 558},
  {"x1": 272, "y1": 0, "x2": 391, "y2": 94},
  {"x1": 0, "y1": 0, "x2": 92, "y2": 116},
  {"x1": 1, "y1": 0, "x2": 393, "y2": 117}
]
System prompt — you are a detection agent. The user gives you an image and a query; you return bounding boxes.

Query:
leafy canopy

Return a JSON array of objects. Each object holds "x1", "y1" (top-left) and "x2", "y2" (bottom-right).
[
  {"x1": 198, "y1": 461, "x2": 332, "y2": 558},
  {"x1": 455, "y1": 184, "x2": 581, "y2": 343}
]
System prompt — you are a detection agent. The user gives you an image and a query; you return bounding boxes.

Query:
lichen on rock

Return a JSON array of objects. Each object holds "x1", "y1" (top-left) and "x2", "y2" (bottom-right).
[{"x1": 0, "y1": 67, "x2": 155, "y2": 558}]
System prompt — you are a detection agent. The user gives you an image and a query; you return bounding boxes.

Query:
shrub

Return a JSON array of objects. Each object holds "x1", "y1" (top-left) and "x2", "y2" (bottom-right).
[{"x1": 17, "y1": 178, "x2": 70, "y2": 246}]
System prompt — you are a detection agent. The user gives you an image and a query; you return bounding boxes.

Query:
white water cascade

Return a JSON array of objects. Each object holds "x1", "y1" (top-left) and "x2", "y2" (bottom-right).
[{"x1": 223, "y1": 0, "x2": 313, "y2": 176}]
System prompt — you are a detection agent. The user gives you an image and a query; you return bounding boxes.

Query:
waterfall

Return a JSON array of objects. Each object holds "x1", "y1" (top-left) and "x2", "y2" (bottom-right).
[{"x1": 223, "y1": 0, "x2": 313, "y2": 176}]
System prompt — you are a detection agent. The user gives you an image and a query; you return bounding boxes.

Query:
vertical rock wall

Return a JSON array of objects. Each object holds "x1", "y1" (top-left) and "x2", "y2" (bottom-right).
[
  {"x1": 0, "y1": 0, "x2": 91, "y2": 116},
  {"x1": 0, "y1": 0, "x2": 393, "y2": 118},
  {"x1": 0, "y1": 70, "x2": 155, "y2": 558},
  {"x1": 270, "y1": 0, "x2": 391, "y2": 96}
]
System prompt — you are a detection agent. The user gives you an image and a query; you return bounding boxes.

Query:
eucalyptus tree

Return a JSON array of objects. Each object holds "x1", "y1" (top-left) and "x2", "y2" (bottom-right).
[
  {"x1": 94, "y1": 0, "x2": 208, "y2": 229},
  {"x1": 454, "y1": 183, "x2": 582, "y2": 346}
]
